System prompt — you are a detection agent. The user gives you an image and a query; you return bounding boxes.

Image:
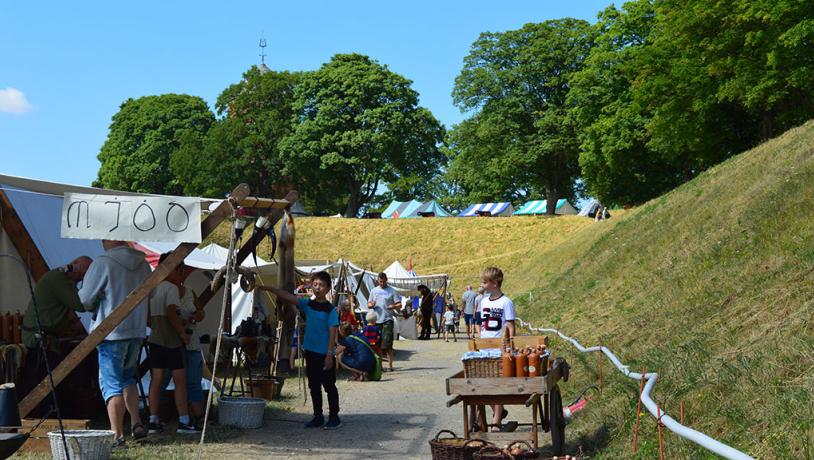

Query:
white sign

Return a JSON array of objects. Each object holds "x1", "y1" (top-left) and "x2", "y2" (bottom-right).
[{"x1": 60, "y1": 193, "x2": 202, "y2": 243}]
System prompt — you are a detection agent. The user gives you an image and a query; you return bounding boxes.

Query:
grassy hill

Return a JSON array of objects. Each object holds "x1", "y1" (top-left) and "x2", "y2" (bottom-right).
[{"x1": 208, "y1": 120, "x2": 814, "y2": 458}]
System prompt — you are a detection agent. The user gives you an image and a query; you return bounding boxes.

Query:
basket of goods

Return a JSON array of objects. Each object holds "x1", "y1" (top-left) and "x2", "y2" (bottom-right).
[
  {"x1": 429, "y1": 430, "x2": 493, "y2": 460},
  {"x1": 473, "y1": 441, "x2": 540, "y2": 460},
  {"x1": 462, "y1": 349, "x2": 503, "y2": 378},
  {"x1": 218, "y1": 397, "x2": 266, "y2": 428}
]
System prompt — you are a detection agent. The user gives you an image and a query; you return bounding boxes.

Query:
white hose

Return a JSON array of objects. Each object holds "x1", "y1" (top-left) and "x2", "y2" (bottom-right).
[{"x1": 517, "y1": 319, "x2": 754, "y2": 460}]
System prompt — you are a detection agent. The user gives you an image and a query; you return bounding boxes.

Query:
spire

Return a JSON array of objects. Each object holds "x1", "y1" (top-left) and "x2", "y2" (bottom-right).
[{"x1": 258, "y1": 35, "x2": 270, "y2": 74}]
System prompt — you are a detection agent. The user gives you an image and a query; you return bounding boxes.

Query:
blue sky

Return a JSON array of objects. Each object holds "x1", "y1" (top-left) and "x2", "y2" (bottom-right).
[{"x1": 1, "y1": 1, "x2": 612, "y2": 187}]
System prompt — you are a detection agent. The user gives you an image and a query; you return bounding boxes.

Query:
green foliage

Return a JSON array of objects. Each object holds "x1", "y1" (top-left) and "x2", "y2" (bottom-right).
[
  {"x1": 449, "y1": 19, "x2": 595, "y2": 213},
  {"x1": 95, "y1": 94, "x2": 214, "y2": 194},
  {"x1": 171, "y1": 67, "x2": 301, "y2": 198},
  {"x1": 280, "y1": 54, "x2": 446, "y2": 216}
]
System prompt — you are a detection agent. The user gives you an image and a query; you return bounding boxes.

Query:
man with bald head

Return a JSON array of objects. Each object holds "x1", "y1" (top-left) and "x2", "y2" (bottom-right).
[{"x1": 22, "y1": 255, "x2": 92, "y2": 352}]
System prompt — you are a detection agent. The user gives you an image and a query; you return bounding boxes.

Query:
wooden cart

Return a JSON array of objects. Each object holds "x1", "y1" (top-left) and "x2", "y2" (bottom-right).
[{"x1": 445, "y1": 337, "x2": 569, "y2": 454}]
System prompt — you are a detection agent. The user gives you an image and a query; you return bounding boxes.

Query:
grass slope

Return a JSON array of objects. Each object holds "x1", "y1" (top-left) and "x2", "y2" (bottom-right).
[{"x1": 204, "y1": 121, "x2": 814, "y2": 458}]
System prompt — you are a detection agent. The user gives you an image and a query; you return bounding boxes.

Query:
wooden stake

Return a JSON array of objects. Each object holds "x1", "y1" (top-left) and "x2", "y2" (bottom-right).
[
  {"x1": 680, "y1": 400, "x2": 685, "y2": 424},
  {"x1": 598, "y1": 338, "x2": 603, "y2": 392},
  {"x1": 19, "y1": 184, "x2": 251, "y2": 418},
  {"x1": 632, "y1": 368, "x2": 646, "y2": 453},
  {"x1": 658, "y1": 404, "x2": 665, "y2": 460}
]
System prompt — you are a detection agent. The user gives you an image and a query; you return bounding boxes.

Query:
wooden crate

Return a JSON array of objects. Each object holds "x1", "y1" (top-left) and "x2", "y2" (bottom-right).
[
  {"x1": 18, "y1": 418, "x2": 90, "y2": 453},
  {"x1": 468, "y1": 335, "x2": 548, "y2": 351}
]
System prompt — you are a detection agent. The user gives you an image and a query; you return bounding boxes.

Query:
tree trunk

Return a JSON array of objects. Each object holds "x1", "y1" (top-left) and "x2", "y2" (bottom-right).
[
  {"x1": 345, "y1": 186, "x2": 360, "y2": 218},
  {"x1": 545, "y1": 184, "x2": 559, "y2": 215},
  {"x1": 761, "y1": 111, "x2": 774, "y2": 141}
]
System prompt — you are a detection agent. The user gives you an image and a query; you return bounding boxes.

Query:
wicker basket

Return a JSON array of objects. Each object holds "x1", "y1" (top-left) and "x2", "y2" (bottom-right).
[
  {"x1": 48, "y1": 430, "x2": 114, "y2": 460},
  {"x1": 429, "y1": 430, "x2": 492, "y2": 460},
  {"x1": 463, "y1": 358, "x2": 502, "y2": 378},
  {"x1": 218, "y1": 397, "x2": 266, "y2": 428}
]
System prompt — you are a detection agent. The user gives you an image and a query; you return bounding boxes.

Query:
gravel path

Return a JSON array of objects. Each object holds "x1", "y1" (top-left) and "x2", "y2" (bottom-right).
[{"x1": 202, "y1": 336, "x2": 539, "y2": 459}]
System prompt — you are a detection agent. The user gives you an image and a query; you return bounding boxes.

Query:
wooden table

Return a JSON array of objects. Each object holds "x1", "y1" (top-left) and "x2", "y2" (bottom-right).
[{"x1": 445, "y1": 356, "x2": 568, "y2": 453}]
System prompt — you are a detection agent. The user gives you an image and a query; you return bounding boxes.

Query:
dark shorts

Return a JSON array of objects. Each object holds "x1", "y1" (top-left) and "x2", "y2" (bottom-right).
[
  {"x1": 445, "y1": 324, "x2": 456, "y2": 333},
  {"x1": 149, "y1": 343, "x2": 185, "y2": 370},
  {"x1": 379, "y1": 320, "x2": 394, "y2": 351},
  {"x1": 464, "y1": 313, "x2": 474, "y2": 325},
  {"x1": 474, "y1": 314, "x2": 483, "y2": 325}
]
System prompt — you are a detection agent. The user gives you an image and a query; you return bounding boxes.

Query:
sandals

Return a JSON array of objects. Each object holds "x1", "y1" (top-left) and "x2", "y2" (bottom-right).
[{"x1": 132, "y1": 422, "x2": 148, "y2": 440}]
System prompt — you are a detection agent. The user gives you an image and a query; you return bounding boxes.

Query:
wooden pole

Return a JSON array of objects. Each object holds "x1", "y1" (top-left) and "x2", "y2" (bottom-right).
[
  {"x1": 658, "y1": 404, "x2": 665, "y2": 460},
  {"x1": 18, "y1": 184, "x2": 251, "y2": 418},
  {"x1": 632, "y1": 367, "x2": 646, "y2": 453},
  {"x1": 0, "y1": 189, "x2": 50, "y2": 280},
  {"x1": 680, "y1": 400, "x2": 685, "y2": 424},
  {"x1": 598, "y1": 338, "x2": 603, "y2": 392}
]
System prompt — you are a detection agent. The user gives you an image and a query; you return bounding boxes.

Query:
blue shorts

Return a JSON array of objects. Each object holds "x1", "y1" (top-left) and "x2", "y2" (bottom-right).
[
  {"x1": 97, "y1": 338, "x2": 142, "y2": 403},
  {"x1": 474, "y1": 314, "x2": 483, "y2": 325},
  {"x1": 464, "y1": 313, "x2": 474, "y2": 325}
]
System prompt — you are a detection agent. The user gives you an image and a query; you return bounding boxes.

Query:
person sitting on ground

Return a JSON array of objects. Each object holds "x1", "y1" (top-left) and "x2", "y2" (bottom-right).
[
  {"x1": 443, "y1": 304, "x2": 457, "y2": 343},
  {"x1": 258, "y1": 271, "x2": 342, "y2": 429},
  {"x1": 479, "y1": 266, "x2": 516, "y2": 431},
  {"x1": 336, "y1": 322, "x2": 377, "y2": 381},
  {"x1": 78, "y1": 240, "x2": 151, "y2": 447},
  {"x1": 361, "y1": 311, "x2": 382, "y2": 355},
  {"x1": 146, "y1": 252, "x2": 198, "y2": 434}
]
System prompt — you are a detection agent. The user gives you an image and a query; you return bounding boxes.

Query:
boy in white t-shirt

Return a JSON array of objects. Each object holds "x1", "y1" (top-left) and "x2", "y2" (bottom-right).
[{"x1": 479, "y1": 266, "x2": 515, "y2": 431}]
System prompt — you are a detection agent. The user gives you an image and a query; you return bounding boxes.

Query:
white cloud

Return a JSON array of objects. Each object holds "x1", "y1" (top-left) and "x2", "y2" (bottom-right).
[{"x1": 0, "y1": 87, "x2": 34, "y2": 114}]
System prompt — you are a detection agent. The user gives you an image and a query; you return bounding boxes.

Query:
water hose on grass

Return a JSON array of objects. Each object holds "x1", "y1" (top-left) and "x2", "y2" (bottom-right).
[{"x1": 516, "y1": 319, "x2": 755, "y2": 460}]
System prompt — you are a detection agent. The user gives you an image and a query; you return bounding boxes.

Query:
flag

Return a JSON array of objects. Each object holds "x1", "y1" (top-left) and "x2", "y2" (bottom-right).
[{"x1": 408, "y1": 255, "x2": 413, "y2": 271}]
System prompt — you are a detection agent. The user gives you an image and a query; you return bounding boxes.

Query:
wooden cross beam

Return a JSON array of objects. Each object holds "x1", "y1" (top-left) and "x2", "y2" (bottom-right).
[
  {"x1": 0, "y1": 189, "x2": 50, "y2": 281},
  {"x1": 18, "y1": 184, "x2": 251, "y2": 417}
]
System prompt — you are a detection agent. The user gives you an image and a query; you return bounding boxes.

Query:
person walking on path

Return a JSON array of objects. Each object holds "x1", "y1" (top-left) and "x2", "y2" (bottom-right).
[
  {"x1": 432, "y1": 291, "x2": 445, "y2": 338},
  {"x1": 367, "y1": 273, "x2": 401, "y2": 372},
  {"x1": 417, "y1": 285, "x2": 434, "y2": 340},
  {"x1": 460, "y1": 285, "x2": 477, "y2": 339},
  {"x1": 78, "y1": 240, "x2": 151, "y2": 447},
  {"x1": 473, "y1": 287, "x2": 485, "y2": 336},
  {"x1": 259, "y1": 271, "x2": 342, "y2": 429}
]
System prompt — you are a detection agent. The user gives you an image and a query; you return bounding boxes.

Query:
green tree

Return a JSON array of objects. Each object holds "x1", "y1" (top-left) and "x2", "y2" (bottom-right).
[
  {"x1": 280, "y1": 53, "x2": 446, "y2": 217},
  {"x1": 634, "y1": 0, "x2": 814, "y2": 176},
  {"x1": 95, "y1": 94, "x2": 214, "y2": 194},
  {"x1": 171, "y1": 67, "x2": 301, "y2": 198},
  {"x1": 451, "y1": 19, "x2": 595, "y2": 214},
  {"x1": 568, "y1": 1, "x2": 680, "y2": 206}
]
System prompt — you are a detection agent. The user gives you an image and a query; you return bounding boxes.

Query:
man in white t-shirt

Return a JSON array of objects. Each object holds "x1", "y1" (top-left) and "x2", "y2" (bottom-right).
[
  {"x1": 367, "y1": 273, "x2": 401, "y2": 372},
  {"x1": 479, "y1": 267, "x2": 515, "y2": 431}
]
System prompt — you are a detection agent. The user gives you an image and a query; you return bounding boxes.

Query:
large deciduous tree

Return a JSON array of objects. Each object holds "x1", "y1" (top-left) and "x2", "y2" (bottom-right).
[
  {"x1": 171, "y1": 67, "x2": 301, "y2": 198},
  {"x1": 280, "y1": 53, "x2": 445, "y2": 217},
  {"x1": 95, "y1": 94, "x2": 214, "y2": 194},
  {"x1": 450, "y1": 19, "x2": 595, "y2": 214}
]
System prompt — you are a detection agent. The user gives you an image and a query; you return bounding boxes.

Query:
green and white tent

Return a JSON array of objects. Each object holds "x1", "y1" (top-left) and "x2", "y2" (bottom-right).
[{"x1": 513, "y1": 199, "x2": 578, "y2": 216}]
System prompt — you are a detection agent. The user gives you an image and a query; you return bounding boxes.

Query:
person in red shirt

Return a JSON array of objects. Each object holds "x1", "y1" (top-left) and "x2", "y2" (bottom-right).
[
  {"x1": 338, "y1": 300, "x2": 358, "y2": 329},
  {"x1": 361, "y1": 311, "x2": 381, "y2": 355}
]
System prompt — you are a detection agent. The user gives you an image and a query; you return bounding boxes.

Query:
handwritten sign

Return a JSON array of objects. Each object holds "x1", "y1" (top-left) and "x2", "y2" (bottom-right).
[{"x1": 60, "y1": 193, "x2": 202, "y2": 243}]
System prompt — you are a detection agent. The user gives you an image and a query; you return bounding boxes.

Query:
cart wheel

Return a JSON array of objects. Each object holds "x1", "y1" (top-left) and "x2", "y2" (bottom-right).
[{"x1": 549, "y1": 385, "x2": 566, "y2": 455}]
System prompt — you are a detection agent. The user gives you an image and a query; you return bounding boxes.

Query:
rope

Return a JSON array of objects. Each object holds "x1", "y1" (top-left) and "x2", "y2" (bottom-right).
[{"x1": 195, "y1": 204, "x2": 238, "y2": 460}]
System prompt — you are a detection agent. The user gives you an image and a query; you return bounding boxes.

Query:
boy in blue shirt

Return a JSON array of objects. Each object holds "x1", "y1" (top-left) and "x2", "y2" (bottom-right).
[{"x1": 259, "y1": 271, "x2": 341, "y2": 429}]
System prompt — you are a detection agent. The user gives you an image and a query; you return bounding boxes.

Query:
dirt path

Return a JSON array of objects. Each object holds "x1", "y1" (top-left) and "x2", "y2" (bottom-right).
[{"x1": 202, "y1": 336, "x2": 539, "y2": 459}]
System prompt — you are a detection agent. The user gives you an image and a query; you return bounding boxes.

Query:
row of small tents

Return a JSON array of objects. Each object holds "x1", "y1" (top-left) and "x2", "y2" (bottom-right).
[{"x1": 380, "y1": 198, "x2": 604, "y2": 218}]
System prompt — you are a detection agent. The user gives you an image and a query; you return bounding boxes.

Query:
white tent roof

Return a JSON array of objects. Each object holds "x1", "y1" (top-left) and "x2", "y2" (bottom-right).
[
  {"x1": 384, "y1": 260, "x2": 413, "y2": 279},
  {"x1": 200, "y1": 243, "x2": 270, "y2": 267}
]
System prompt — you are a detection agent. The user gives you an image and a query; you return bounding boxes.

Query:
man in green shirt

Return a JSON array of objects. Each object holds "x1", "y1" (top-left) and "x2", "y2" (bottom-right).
[{"x1": 22, "y1": 256, "x2": 92, "y2": 352}]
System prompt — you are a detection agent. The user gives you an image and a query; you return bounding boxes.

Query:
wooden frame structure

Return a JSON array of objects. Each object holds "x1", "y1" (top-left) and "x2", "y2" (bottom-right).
[{"x1": 7, "y1": 181, "x2": 298, "y2": 418}]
